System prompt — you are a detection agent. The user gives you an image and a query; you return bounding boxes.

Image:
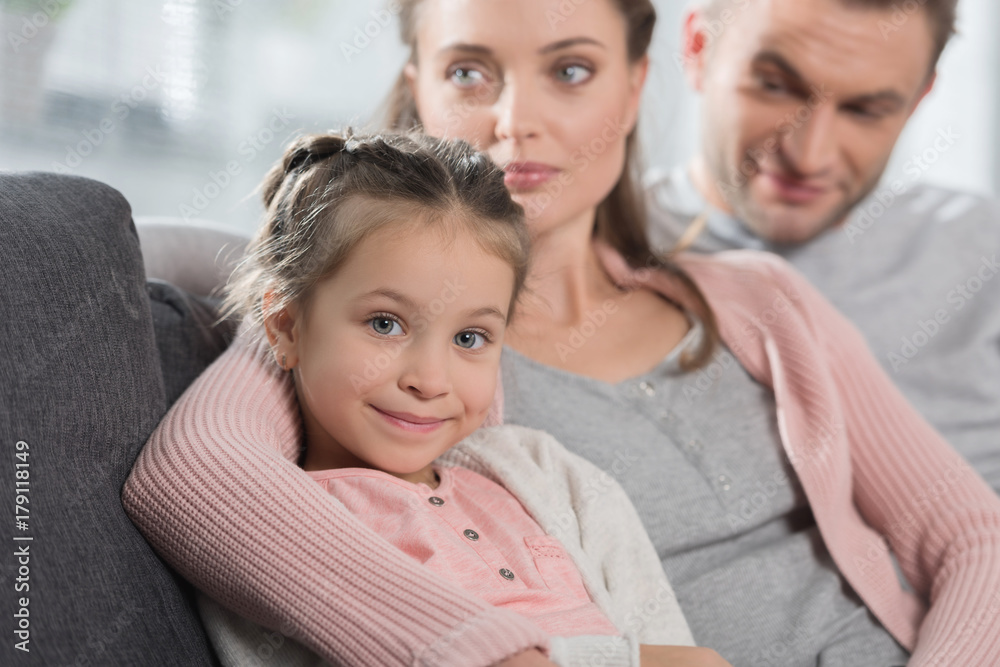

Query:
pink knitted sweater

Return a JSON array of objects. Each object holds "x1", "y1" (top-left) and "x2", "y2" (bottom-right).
[{"x1": 123, "y1": 247, "x2": 1000, "y2": 667}]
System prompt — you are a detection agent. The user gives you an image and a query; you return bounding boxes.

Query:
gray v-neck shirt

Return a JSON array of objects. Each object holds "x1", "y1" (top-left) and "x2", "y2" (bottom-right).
[{"x1": 501, "y1": 326, "x2": 909, "y2": 665}]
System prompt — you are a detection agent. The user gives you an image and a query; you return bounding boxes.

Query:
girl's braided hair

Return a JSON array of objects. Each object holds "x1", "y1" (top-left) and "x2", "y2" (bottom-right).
[{"x1": 224, "y1": 130, "x2": 530, "y2": 335}]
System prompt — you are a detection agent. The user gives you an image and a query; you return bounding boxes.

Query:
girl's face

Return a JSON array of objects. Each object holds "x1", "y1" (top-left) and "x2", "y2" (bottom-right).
[
  {"x1": 406, "y1": 0, "x2": 648, "y2": 240},
  {"x1": 268, "y1": 221, "x2": 515, "y2": 487}
]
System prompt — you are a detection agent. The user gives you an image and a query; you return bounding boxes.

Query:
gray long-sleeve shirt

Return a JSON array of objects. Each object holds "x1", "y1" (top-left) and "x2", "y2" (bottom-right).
[{"x1": 644, "y1": 167, "x2": 1000, "y2": 493}]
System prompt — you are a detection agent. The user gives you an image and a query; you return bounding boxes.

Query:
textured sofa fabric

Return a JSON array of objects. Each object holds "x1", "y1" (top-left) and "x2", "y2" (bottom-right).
[{"x1": 0, "y1": 172, "x2": 217, "y2": 666}]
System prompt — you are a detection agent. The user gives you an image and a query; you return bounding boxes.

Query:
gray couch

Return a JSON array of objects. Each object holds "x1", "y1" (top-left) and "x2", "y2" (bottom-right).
[{"x1": 0, "y1": 172, "x2": 248, "y2": 666}]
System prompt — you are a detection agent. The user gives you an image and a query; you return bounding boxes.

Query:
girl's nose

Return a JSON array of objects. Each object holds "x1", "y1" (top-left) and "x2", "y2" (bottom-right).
[{"x1": 397, "y1": 344, "x2": 452, "y2": 399}]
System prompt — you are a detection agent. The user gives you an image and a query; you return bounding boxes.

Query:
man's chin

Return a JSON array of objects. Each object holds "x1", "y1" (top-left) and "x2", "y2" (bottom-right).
[{"x1": 742, "y1": 204, "x2": 846, "y2": 246}]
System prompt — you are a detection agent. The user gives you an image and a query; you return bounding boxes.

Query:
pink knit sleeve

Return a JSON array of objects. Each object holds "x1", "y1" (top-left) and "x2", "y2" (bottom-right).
[
  {"x1": 762, "y1": 257, "x2": 1000, "y2": 666},
  {"x1": 122, "y1": 333, "x2": 549, "y2": 667}
]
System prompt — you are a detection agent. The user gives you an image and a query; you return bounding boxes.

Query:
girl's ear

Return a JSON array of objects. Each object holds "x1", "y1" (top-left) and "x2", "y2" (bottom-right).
[{"x1": 262, "y1": 291, "x2": 300, "y2": 370}]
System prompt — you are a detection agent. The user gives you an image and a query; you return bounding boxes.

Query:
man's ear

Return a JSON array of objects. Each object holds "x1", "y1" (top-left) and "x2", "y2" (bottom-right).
[
  {"x1": 682, "y1": 9, "x2": 711, "y2": 92},
  {"x1": 262, "y1": 291, "x2": 300, "y2": 370},
  {"x1": 909, "y1": 71, "x2": 937, "y2": 116}
]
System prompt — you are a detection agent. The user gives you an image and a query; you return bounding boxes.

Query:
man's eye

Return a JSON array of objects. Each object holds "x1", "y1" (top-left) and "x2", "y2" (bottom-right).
[
  {"x1": 761, "y1": 77, "x2": 787, "y2": 93},
  {"x1": 454, "y1": 331, "x2": 485, "y2": 350},
  {"x1": 370, "y1": 318, "x2": 403, "y2": 336}
]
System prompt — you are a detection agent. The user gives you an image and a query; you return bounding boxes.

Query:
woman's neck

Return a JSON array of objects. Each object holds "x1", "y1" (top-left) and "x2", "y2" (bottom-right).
[{"x1": 514, "y1": 215, "x2": 622, "y2": 332}]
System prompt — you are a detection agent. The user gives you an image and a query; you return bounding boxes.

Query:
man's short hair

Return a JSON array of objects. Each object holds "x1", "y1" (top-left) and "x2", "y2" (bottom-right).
[{"x1": 703, "y1": 0, "x2": 958, "y2": 74}]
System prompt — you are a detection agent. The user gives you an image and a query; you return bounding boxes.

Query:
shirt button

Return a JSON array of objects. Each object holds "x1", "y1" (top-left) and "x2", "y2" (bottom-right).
[
  {"x1": 718, "y1": 474, "x2": 732, "y2": 491},
  {"x1": 499, "y1": 568, "x2": 515, "y2": 580},
  {"x1": 639, "y1": 381, "x2": 656, "y2": 397},
  {"x1": 428, "y1": 497, "x2": 445, "y2": 507},
  {"x1": 463, "y1": 529, "x2": 479, "y2": 541}
]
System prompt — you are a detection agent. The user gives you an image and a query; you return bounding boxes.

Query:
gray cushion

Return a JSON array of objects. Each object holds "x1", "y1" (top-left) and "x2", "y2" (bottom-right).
[{"x1": 136, "y1": 217, "x2": 250, "y2": 298}]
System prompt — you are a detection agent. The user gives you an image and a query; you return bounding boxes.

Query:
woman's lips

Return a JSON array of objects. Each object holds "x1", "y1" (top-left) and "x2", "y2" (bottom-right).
[
  {"x1": 503, "y1": 162, "x2": 560, "y2": 190},
  {"x1": 764, "y1": 171, "x2": 828, "y2": 205},
  {"x1": 372, "y1": 406, "x2": 447, "y2": 433}
]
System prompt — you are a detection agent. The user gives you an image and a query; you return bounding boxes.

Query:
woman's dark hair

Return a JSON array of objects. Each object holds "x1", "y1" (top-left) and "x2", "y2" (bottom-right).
[{"x1": 381, "y1": 0, "x2": 720, "y2": 370}]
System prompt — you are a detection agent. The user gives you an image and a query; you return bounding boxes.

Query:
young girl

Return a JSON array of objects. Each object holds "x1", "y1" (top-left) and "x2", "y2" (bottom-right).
[{"x1": 194, "y1": 130, "x2": 707, "y2": 667}]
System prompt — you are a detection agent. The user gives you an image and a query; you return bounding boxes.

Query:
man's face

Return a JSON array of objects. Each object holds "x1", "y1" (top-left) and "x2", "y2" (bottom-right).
[{"x1": 686, "y1": 0, "x2": 936, "y2": 244}]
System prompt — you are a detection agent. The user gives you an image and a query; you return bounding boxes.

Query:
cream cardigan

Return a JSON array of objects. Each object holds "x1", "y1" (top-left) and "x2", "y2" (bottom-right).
[{"x1": 124, "y1": 246, "x2": 1000, "y2": 666}]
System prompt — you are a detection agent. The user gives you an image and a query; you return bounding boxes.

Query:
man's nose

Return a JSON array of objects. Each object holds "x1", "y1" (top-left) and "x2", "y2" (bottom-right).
[{"x1": 779, "y1": 101, "x2": 837, "y2": 176}]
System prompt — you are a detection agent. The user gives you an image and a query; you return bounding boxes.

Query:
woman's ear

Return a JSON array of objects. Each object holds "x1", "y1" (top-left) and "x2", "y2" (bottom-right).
[
  {"x1": 262, "y1": 291, "x2": 300, "y2": 370},
  {"x1": 625, "y1": 54, "x2": 650, "y2": 134},
  {"x1": 404, "y1": 62, "x2": 420, "y2": 111}
]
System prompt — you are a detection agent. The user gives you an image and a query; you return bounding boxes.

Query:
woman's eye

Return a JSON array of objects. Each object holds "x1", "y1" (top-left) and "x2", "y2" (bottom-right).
[
  {"x1": 758, "y1": 75, "x2": 789, "y2": 94},
  {"x1": 449, "y1": 66, "x2": 486, "y2": 88},
  {"x1": 370, "y1": 317, "x2": 403, "y2": 336},
  {"x1": 555, "y1": 64, "x2": 592, "y2": 85},
  {"x1": 454, "y1": 331, "x2": 486, "y2": 350}
]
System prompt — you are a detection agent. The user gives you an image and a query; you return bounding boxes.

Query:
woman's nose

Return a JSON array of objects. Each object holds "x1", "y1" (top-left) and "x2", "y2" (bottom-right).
[{"x1": 493, "y1": 78, "x2": 543, "y2": 143}]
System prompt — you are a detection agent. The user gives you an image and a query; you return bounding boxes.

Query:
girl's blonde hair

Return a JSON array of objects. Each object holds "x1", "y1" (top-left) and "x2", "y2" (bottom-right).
[{"x1": 225, "y1": 131, "x2": 530, "y2": 330}]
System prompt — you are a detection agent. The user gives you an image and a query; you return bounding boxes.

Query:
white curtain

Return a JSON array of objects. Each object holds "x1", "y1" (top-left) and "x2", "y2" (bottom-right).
[{"x1": 0, "y1": 0, "x2": 995, "y2": 229}]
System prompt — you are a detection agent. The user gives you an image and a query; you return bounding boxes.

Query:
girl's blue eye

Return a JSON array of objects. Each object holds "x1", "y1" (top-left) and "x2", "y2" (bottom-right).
[
  {"x1": 556, "y1": 64, "x2": 591, "y2": 85},
  {"x1": 454, "y1": 331, "x2": 485, "y2": 350},
  {"x1": 371, "y1": 318, "x2": 403, "y2": 336}
]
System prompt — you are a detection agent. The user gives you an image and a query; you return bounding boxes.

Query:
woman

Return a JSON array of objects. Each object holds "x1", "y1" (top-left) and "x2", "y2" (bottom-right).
[{"x1": 124, "y1": 1, "x2": 1000, "y2": 666}]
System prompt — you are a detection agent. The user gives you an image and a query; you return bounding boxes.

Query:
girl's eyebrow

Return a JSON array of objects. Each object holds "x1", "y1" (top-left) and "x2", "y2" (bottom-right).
[
  {"x1": 467, "y1": 306, "x2": 507, "y2": 323},
  {"x1": 358, "y1": 288, "x2": 416, "y2": 309},
  {"x1": 358, "y1": 290, "x2": 506, "y2": 322}
]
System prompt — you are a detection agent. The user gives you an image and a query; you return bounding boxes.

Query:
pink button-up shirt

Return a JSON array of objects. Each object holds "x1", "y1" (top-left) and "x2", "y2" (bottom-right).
[{"x1": 306, "y1": 465, "x2": 619, "y2": 638}]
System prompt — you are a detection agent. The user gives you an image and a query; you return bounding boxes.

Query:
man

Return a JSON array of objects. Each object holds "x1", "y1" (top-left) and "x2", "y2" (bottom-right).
[{"x1": 647, "y1": 0, "x2": 1000, "y2": 492}]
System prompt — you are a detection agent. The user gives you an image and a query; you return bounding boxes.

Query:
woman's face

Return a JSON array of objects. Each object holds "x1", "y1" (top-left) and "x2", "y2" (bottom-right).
[{"x1": 406, "y1": 0, "x2": 648, "y2": 239}]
